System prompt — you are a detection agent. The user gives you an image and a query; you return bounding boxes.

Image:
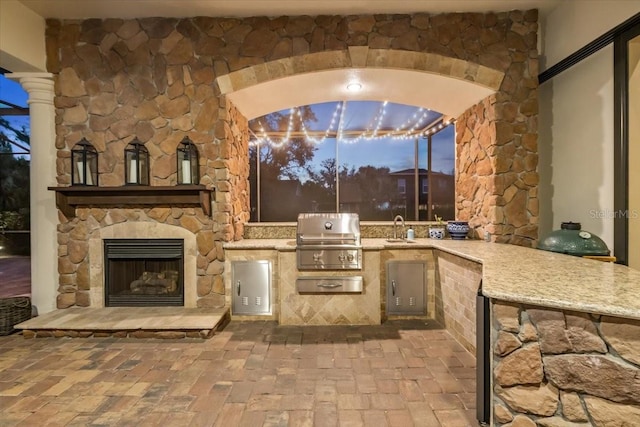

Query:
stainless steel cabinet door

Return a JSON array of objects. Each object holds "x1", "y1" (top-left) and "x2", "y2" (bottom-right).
[
  {"x1": 231, "y1": 260, "x2": 271, "y2": 315},
  {"x1": 386, "y1": 260, "x2": 426, "y2": 315}
]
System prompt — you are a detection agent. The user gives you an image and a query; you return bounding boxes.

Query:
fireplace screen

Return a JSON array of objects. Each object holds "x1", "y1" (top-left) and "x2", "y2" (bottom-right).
[{"x1": 104, "y1": 239, "x2": 184, "y2": 306}]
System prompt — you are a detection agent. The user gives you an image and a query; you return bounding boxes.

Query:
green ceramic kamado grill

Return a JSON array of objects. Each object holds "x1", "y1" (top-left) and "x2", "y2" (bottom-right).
[{"x1": 537, "y1": 222, "x2": 610, "y2": 257}]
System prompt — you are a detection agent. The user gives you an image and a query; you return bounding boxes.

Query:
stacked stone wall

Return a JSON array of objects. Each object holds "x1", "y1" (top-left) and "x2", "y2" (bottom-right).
[
  {"x1": 492, "y1": 301, "x2": 640, "y2": 426},
  {"x1": 45, "y1": 11, "x2": 538, "y2": 307},
  {"x1": 456, "y1": 84, "x2": 539, "y2": 246}
]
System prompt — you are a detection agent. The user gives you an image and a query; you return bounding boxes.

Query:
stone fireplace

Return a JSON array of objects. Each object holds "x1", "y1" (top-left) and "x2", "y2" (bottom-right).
[
  {"x1": 85, "y1": 221, "x2": 199, "y2": 308},
  {"x1": 104, "y1": 238, "x2": 184, "y2": 306}
]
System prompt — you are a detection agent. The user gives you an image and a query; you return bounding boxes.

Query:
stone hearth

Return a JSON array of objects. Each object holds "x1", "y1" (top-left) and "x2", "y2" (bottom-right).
[{"x1": 16, "y1": 306, "x2": 230, "y2": 339}]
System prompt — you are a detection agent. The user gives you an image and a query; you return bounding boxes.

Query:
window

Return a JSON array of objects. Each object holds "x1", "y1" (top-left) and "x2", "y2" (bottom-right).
[
  {"x1": 397, "y1": 178, "x2": 406, "y2": 194},
  {"x1": 0, "y1": 73, "x2": 31, "y2": 296},
  {"x1": 249, "y1": 101, "x2": 455, "y2": 222}
]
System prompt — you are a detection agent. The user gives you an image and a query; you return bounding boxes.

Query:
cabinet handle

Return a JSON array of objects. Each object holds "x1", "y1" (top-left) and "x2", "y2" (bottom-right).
[
  {"x1": 237, "y1": 280, "x2": 241, "y2": 296},
  {"x1": 317, "y1": 283, "x2": 342, "y2": 288},
  {"x1": 392, "y1": 280, "x2": 396, "y2": 296}
]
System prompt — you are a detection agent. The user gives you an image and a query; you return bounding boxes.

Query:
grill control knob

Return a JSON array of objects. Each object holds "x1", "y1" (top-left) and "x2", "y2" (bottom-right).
[
  {"x1": 313, "y1": 253, "x2": 321, "y2": 262},
  {"x1": 338, "y1": 254, "x2": 346, "y2": 262},
  {"x1": 347, "y1": 254, "x2": 354, "y2": 262}
]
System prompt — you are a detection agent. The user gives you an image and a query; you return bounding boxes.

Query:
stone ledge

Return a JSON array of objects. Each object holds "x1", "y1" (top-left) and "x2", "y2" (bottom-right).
[{"x1": 16, "y1": 306, "x2": 230, "y2": 339}]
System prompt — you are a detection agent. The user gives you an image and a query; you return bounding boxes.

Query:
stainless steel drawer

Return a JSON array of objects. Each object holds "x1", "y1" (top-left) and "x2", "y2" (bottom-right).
[{"x1": 296, "y1": 276, "x2": 363, "y2": 293}]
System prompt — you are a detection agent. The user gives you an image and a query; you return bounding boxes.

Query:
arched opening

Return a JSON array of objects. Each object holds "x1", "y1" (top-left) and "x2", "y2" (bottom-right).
[
  {"x1": 247, "y1": 101, "x2": 456, "y2": 222},
  {"x1": 215, "y1": 49, "x2": 504, "y2": 228}
]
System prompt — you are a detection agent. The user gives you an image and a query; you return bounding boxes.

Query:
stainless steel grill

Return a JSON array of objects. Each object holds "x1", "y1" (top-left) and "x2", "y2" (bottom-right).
[{"x1": 296, "y1": 213, "x2": 362, "y2": 270}]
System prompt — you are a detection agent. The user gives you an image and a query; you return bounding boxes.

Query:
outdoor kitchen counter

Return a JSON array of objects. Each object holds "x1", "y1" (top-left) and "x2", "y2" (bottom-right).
[{"x1": 224, "y1": 238, "x2": 640, "y2": 320}]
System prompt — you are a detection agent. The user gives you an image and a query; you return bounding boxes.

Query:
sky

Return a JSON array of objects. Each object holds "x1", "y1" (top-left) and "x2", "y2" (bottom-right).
[
  {"x1": 252, "y1": 101, "x2": 456, "y2": 180},
  {"x1": 0, "y1": 74, "x2": 30, "y2": 156},
  {"x1": 0, "y1": 75, "x2": 28, "y2": 107}
]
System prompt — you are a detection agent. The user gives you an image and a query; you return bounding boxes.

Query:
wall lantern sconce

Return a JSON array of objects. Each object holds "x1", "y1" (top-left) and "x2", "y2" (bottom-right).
[
  {"x1": 124, "y1": 138, "x2": 149, "y2": 185},
  {"x1": 71, "y1": 139, "x2": 98, "y2": 186},
  {"x1": 176, "y1": 136, "x2": 199, "y2": 185}
]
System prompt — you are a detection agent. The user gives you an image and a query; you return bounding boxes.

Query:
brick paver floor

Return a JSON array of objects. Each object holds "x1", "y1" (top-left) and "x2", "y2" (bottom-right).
[
  {"x1": 0, "y1": 320, "x2": 478, "y2": 426},
  {"x1": 0, "y1": 256, "x2": 31, "y2": 299}
]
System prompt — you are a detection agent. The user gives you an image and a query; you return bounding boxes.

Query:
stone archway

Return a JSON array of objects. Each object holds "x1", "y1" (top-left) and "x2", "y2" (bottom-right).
[
  {"x1": 215, "y1": 48, "x2": 503, "y2": 119},
  {"x1": 214, "y1": 48, "x2": 539, "y2": 246}
]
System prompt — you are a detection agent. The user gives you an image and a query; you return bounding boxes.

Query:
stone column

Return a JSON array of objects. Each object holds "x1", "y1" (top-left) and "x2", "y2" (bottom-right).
[{"x1": 8, "y1": 73, "x2": 57, "y2": 314}]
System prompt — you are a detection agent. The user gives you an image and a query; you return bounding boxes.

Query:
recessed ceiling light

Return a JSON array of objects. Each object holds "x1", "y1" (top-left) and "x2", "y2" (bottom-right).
[{"x1": 346, "y1": 82, "x2": 362, "y2": 92}]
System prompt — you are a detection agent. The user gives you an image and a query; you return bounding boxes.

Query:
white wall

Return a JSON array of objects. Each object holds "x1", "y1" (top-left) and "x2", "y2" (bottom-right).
[
  {"x1": 538, "y1": 1, "x2": 640, "y2": 256},
  {"x1": 541, "y1": 1, "x2": 640, "y2": 69},
  {"x1": 0, "y1": 0, "x2": 47, "y2": 72},
  {"x1": 539, "y1": 47, "x2": 614, "y2": 245},
  {"x1": 629, "y1": 37, "x2": 640, "y2": 269}
]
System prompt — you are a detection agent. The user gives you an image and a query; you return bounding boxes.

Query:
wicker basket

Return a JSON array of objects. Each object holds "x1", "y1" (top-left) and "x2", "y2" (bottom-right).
[{"x1": 0, "y1": 296, "x2": 32, "y2": 335}]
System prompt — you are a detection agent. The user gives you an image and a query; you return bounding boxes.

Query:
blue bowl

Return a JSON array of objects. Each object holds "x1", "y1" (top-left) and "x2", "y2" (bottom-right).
[{"x1": 447, "y1": 221, "x2": 470, "y2": 240}]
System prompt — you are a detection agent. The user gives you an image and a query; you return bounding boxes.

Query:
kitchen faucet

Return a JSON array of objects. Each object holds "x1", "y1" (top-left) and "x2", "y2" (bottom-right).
[{"x1": 393, "y1": 215, "x2": 405, "y2": 240}]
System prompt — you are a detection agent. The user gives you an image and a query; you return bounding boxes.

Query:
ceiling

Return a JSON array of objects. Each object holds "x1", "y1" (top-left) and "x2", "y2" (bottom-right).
[
  {"x1": 228, "y1": 68, "x2": 496, "y2": 120},
  {"x1": 19, "y1": 0, "x2": 561, "y2": 20},
  {"x1": 16, "y1": 0, "x2": 559, "y2": 125}
]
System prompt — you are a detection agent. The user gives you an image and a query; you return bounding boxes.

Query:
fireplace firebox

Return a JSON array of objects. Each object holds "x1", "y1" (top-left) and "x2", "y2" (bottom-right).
[{"x1": 104, "y1": 239, "x2": 184, "y2": 306}]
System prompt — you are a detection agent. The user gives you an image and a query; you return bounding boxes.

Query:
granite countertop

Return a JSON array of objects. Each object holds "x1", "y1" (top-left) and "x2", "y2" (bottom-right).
[
  {"x1": 224, "y1": 238, "x2": 640, "y2": 320},
  {"x1": 224, "y1": 239, "x2": 298, "y2": 251}
]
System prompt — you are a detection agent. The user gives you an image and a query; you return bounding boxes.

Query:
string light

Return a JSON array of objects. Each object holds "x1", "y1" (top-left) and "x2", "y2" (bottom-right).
[
  {"x1": 300, "y1": 102, "x2": 342, "y2": 144},
  {"x1": 422, "y1": 119, "x2": 454, "y2": 136},
  {"x1": 250, "y1": 102, "x2": 455, "y2": 147}
]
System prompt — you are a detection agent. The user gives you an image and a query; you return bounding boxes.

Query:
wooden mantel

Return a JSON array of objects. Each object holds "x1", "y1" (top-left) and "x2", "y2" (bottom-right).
[{"x1": 48, "y1": 185, "x2": 214, "y2": 218}]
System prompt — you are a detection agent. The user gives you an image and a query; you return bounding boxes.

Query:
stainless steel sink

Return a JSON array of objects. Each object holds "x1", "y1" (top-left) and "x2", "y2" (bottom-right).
[{"x1": 385, "y1": 238, "x2": 415, "y2": 243}]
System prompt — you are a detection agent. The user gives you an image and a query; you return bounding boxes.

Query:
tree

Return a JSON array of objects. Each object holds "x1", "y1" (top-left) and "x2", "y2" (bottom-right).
[
  {"x1": 352, "y1": 165, "x2": 396, "y2": 206},
  {"x1": 249, "y1": 106, "x2": 319, "y2": 220},
  {"x1": 0, "y1": 116, "x2": 30, "y2": 223},
  {"x1": 305, "y1": 158, "x2": 337, "y2": 193},
  {"x1": 249, "y1": 106, "x2": 318, "y2": 181},
  {"x1": 302, "y1": 161, "x2": 400, "y2": 218},
  {"x1": 0, "y1": 116, "x2": 30, "y2": 255},
  {"x1": 299, "y1": 158, "x2": 340, "y2": 211}
]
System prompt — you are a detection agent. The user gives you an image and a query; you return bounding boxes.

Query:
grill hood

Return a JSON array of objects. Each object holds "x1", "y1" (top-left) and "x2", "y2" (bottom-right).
[
  {"x1": 296, "y1": 212, "x2": 362, "y2": 270},
  {"x1": 296, "y1": 213, "x2": 361, "y2": 247}
]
